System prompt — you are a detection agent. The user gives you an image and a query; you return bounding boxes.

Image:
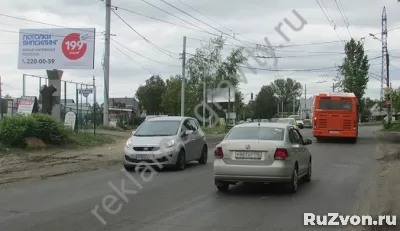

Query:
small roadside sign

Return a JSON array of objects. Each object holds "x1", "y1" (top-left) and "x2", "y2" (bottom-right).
[
  {"x1": 79, "y1": 89, "x2": 93, "y2": 97},
  {"x1": 385, "y1": 87, "x2": 391, "y2": 94}
]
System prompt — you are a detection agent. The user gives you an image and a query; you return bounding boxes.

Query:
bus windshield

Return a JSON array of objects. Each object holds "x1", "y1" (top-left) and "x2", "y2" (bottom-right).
[{"x1": 318, "y1": 99, "x2": 353, "y2": 110}]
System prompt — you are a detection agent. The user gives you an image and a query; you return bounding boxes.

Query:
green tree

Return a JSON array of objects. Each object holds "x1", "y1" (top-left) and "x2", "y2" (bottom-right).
[
  {"x1": 270, "y1": 78, "x2": 302, "y2": 115},
  {"x1": 183, "y1": 36, "x2": 247, "y2": 122},
  {"x1": 337, "y1": 38, "x2": 370, "y2": 109},
  {"x1": 392, "y1": 88, "x2": 400, "y2": 113},
  {"x1": 136, "y1": 75, "x2": 166, "y2": 115},
  {"x1": 253, "y1": 85, "x2": 278, "y2": 119}
]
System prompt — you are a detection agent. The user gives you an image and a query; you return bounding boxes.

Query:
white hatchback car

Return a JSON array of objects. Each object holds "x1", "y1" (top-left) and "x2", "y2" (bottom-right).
[{"x1": 213, "y1": 122, "x2": 312, "y2": 193}]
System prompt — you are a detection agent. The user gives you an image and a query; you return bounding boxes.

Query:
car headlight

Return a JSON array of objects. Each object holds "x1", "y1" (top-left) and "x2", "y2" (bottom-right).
[
  {"x1": 125, "y1": 138, "x2": 132, "y2": 148},
  {"x1": 163, "y1": 139, "x2": 175, "y2": 148}
]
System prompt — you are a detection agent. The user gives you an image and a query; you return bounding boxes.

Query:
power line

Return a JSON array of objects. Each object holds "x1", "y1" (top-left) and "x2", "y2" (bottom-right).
[
  {"x1": 238, "y1": 65, "x2": 337, "y2": 72},
  {"x1": 315, "y1": 0, "x2": 345, "y2": 45},
  {"x1": 334, "y1": 0, "x2": 352, "y2": 38},
  {"x1": 111, "y1": 9, "x2": 179, "y2": 59},
  {"x1": 111, "y1": 5, "x2": 219, "y2": 36},
  {"x1": 175, "y1": 0, "x2": 259, "y2": 45},
  {"x1": 0, "y1": 13, "x2": 101, "y2": 34},
  {"x1": 111, "y1": 43, "x2": 156, "y2": 75},
  {"x1": 111, "y1": 38, "x2": 180, "y2": 68}
]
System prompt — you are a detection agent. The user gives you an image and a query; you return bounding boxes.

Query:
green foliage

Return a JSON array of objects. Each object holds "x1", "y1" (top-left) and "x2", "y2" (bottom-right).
[
  {"x1": 392, "y1": 88, "x2": 400, "y2": 113},
  {"x1": 253, "y1": 85, "x2": 278, "y2": 119},
  {"x1": 136, "y1": 75, "x2": 166, "y2": 115},
  {"x1": 0, "y1": 114, "x2": 68, "y2": 147},
  {"x1": 337, "y1": 38, "x2": 370, "y2": 105}
]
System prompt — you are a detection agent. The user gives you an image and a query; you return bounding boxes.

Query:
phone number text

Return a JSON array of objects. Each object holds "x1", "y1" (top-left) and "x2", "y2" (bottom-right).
[{"x1": 23, "y1": 59, "x2": 55, "y2": 64}]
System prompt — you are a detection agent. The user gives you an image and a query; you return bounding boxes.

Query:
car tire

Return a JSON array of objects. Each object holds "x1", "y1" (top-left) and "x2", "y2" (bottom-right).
[
  {"x1": 198, "y1": 145, "x2": 208, "y2": 164},
  {"x1": 305, "y1": 159, "x2": 311, "y2": 182},
  {"x1": 215, "y1": 180, "x2": 229, "y2": 192},
  {"x1": 124, "y1": 164, "x2": 135, "y2": 172},
  {"x1": 285, "y1": 167, "x2": 299, "y2": 193},
  {"x1": 175, "y1": 149, "x2": 186, "y2": 171}
]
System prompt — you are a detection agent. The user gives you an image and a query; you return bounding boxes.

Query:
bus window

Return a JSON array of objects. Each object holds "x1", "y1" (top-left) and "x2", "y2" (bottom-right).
[{"x1": 318, "y1": 99, "x2": 353, "y2": 110}]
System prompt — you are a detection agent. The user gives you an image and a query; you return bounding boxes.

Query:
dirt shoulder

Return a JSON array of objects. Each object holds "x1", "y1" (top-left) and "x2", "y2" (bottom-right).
[
  {"x1": 346, "y1": 138, "x2": 400, "y2": 230},
  {"x1": 0, "y1": 138, "x2": 126, "y2": 187}
]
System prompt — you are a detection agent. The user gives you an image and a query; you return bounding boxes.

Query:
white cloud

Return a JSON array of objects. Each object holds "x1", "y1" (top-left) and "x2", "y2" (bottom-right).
[{"x1": 0, "y1": 0, "x2": 400, "y2": 104}]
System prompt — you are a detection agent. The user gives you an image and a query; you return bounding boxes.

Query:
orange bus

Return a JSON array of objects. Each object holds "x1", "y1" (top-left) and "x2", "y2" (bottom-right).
[{"x1": 312, "y1": 92, "x2": 358, "y2": 143}]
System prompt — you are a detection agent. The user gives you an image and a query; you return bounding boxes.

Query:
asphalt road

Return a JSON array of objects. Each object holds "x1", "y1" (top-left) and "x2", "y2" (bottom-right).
[{"x1": 0, "y1": 126, "x2": 379, "y2": 231}]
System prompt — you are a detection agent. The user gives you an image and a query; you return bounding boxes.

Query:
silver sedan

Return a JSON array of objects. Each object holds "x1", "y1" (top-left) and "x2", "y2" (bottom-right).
[{"x1": 213, "y1": 122, "x2": 312, "y2": 193}]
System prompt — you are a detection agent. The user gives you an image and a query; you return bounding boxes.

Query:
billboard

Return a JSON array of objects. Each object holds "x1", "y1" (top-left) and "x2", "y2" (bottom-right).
[
  {"x1": 206, "y1": 88, "x2": 235, "y2": 103},
  {"x1": 18, "y1": 28, "x2": 96, "y2": 69}
]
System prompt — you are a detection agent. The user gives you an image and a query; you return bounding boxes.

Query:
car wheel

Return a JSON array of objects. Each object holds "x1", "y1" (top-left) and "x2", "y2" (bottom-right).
[
  {"x1": 285, "y1": 167, "x2": 299, "y2": 193},
  {"x1": 175, "y1": 149, "x2": 186, "y2": 171},
  {"x1": 198, "y1": 145, "x2": 208, "y2": 164},
  {"x1": 305, "y1": 159, "x2": 311, "y2": 182},
  {"x1": 215, "y1": 180, "x2": 229, "y2": 192},
  {"x1": 124, "y1": 164, "x2": 135, "y2": 172}
]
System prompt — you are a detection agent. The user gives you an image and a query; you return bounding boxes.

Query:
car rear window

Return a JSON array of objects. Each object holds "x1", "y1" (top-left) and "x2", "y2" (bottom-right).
[{"x1": 224, "y1": 127, "x2": 285, "y2": 141}]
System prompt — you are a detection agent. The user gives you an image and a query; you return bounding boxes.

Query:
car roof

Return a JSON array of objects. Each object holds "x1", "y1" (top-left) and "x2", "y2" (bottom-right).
[
  {"x1": 146, "y1": 116, "x2": 190, "y2": 122},
  {"x1": 233, "y1": 122, "x2": 289, "y2": 129},
  {"x1": 277, "y1": 117, "x2": 295, "y2": 120}
]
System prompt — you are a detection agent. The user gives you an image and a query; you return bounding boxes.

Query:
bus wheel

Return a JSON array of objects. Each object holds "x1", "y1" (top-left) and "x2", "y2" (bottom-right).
[
  {"x1": 316, "y1": 137, "x2": 321, "y2": 142},
  {"x1": 350, "y1": 138, "x2": 357, "y2": 144}
]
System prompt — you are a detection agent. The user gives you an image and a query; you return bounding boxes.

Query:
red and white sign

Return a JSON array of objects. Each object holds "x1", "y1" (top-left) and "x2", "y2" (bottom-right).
[
  {"x1": 17, "y1": 96, "x2": 36, "y2": 115},
  {"x1": 18, "y1": 28, "x2": 95, "y2": 70}
]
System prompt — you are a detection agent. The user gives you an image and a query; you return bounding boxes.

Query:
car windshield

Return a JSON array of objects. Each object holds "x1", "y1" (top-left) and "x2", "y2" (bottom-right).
[
  {"x1": 277, "y1": 119, "x2": 294, "y2": 125},
  {"x1": 289, "y1": 115, "x2": 301, "y2": 120},
  {"x1": 224, "y1": 127, "x2": 285, "y2": 141},
  {"x1": 134, "y1": 121, "x2": 180, "y2": 136}
]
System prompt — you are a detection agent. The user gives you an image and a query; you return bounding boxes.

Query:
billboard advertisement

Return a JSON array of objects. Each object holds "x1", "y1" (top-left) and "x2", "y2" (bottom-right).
[
  {"x1": 18, "y1": 28, "x2": 96, "y2": 69},
  {"x1": 206, "y1": 88, "x2": 235, "y2": 103}
]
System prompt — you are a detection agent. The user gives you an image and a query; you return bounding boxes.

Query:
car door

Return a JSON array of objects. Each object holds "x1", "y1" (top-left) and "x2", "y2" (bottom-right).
[
  {"x1": 189, "y1": 119, "x2": 202, "y2": 159},
  {"x1": 181, "y1": 119, "x2": 195, "y2": 160},
  {"x1": 293, "y1": 129, "x2": 308, "y2": 175},
  {"x1": 288, "y1": 128, "x2": 300, "y2": 163}
]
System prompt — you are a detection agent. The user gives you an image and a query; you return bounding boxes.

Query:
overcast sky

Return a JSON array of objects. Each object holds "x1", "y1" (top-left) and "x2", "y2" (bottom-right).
[{"x1": 1, "y1": 0, "x2": 400, "y2": 104}]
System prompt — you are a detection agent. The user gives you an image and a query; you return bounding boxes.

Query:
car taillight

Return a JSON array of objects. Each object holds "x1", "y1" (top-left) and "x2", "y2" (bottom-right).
[
  {"x1": 215, "y1": 147, "x2": 223, "y2": 158},
  {"x1": 274, "y1": 148, "x2": 288, "y2": 160}
]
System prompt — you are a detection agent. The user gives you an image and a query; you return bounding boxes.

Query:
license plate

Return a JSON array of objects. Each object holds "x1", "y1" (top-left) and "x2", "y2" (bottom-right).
[
  {"x1": 235, "y1": 152, "x2": 262, "y2": 159},
  {"x1": 136, "y1": 155, "x2": 153, "y2": 160},
  {"x1": 330, "y1": 131, "x2": 340, "y2": 134}
]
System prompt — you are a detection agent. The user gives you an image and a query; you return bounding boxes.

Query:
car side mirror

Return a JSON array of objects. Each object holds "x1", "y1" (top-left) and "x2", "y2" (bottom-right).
[
  {"x1": 185, "y1": 130, "x2": 194, "y2": 135},
  {"x1": 132, "y1": 130, "x2": 136, "y2": 135},
  {"x1": 303, "y1": 138, "x2": 312, "y2": 145}
]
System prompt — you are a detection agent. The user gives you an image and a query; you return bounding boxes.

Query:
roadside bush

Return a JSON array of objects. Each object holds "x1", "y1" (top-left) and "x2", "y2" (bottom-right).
[
  {"x1": 30, "y1": 113, "x2": 68, "y2": 144},
  {"x1": 0, "y1": 114, "x2": 68, "y2": 147}
]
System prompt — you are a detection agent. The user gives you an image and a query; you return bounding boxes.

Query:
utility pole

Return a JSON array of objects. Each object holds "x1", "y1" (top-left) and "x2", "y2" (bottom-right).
[
  {"x1": 103, "y1": 0, "x2": 111, "y2": 126},
  {"x1": 304, "y1": 84, "x2": 307, "y2": 118},
  {"x1": 202, "y1": 67, "x2": 207, "y2": 127},
  {"x1": 332, "y1": 83, "x2": 335, "y2": 92},
  {"x1": 381, "y1": 7, "x2": 388, "y2": 119},
  {"x1": 93, "y1": 75, "x2": 96, "y2": 135},
  {"x1": 386, "y1": 53, "x2": 392, "y2": 123},
  {"x1": 180, "y1": 36, "x2": 186, "y2": 116}
]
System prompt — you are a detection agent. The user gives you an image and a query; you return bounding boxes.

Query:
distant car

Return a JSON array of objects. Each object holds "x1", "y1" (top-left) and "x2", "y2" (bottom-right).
[
  {"x1": 288, "y1": 115, "x2": 304, "y2": 129},
  {"x1": 303, "y1": 119, "x2": 312, "y2": 129},
  {"x1": 124, "y1": 116, "x2": 208, "y2": 171},
  {"x1": 213, "y1": 122, "x2": 312, "y2": 193},
  {"x1": 277, "y1": 118, "x2": 299, "y2": 129}
]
